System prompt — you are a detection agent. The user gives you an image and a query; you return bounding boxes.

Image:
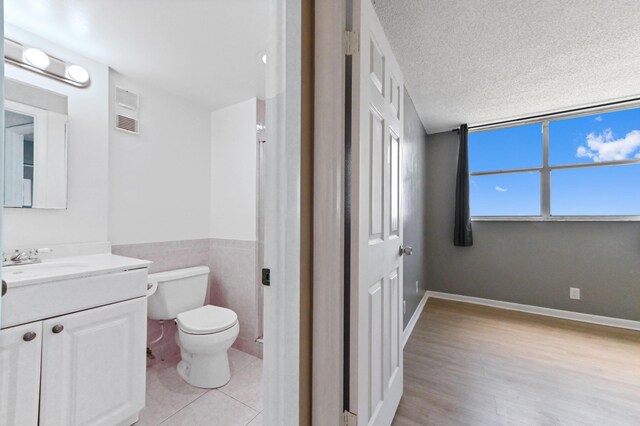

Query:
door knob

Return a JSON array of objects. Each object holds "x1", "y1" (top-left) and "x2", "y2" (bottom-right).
[
  {"x1": 23, "y1": 332, "x2": 37, "y2": 342},
  {"x1": 1, "y1": 280, "x2": 6, "y2": 297},
  {"x1": 52, "y1": 324, "x2": 64, "y2": 334},
  {"x1": 399, "y1": 245, "x2": 413, "y2": 256}
]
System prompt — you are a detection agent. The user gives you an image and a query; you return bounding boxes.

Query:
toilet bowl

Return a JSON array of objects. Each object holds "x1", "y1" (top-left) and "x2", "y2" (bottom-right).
[
  {"x1": 146, "y1": 266, "x2": 240, "y2": 389},
  {"x1": 175, "y1": 305, "x2": 239, "y2": 388}
]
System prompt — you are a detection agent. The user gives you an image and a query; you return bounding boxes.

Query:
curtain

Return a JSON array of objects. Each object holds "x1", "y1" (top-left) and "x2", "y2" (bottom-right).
[{"x1": 454, "y1": 124, "x2": 473, "y2": 246}]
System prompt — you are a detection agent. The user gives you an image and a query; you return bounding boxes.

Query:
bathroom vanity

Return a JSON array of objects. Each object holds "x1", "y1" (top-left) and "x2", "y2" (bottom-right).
[{"x1": 0, "y1": 254, "x2": 151, "y2": 426}]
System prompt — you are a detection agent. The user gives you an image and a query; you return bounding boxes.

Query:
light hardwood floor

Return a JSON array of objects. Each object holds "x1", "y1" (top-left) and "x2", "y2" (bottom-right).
[{"x1": 393, "y1": 298, "x2": 640, "y2": 426}]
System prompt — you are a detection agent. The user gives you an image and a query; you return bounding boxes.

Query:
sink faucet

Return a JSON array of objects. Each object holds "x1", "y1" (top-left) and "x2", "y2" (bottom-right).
[
  {"x1": 3, "y1": 248, "x2": 53, "y2": 267},
  {"x1": 10, "y1": 250, "x2": 29, "y2": 262}
]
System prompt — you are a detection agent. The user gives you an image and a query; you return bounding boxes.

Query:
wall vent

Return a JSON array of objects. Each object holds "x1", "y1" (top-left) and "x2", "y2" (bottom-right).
[
  {"x1": 116, "y1": 114, "x2": 138, "y2": 133},
  {"x1": 114, "y1": 87, "x2": 139, "y2": 134}
]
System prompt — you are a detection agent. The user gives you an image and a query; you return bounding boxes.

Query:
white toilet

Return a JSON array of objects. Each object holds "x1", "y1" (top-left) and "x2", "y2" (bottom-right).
[{"x1": 147, "y1": 266, "x2": 239, "y2": 388}]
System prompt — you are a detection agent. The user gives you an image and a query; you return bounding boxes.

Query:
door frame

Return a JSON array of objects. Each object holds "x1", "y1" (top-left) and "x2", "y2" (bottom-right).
[
  {"x1": 262, "y1": 0, "x2": 314, "y2": 425},
  {"x1": 312, "y1": 0, "x2": 349, "y2": 424},
  {"x1": 0, "y1": 2, "x2": 5, "y2": 327}
]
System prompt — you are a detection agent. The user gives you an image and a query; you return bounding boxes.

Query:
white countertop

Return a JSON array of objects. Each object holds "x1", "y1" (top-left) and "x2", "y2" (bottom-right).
[{"x1": 3, "y1": 254, "x2": 152, "y2": 287}]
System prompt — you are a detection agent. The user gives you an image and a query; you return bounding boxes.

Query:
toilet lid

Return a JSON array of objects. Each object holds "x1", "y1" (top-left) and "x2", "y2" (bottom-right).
[{"x1": 176, "y1": 305, "x2": 238, "y2": 334}]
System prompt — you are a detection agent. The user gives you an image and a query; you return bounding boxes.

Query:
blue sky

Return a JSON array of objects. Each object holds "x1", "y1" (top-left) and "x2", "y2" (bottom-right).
[{"x1": 469, "y1": 109, "x2": 640, "y2": 216}]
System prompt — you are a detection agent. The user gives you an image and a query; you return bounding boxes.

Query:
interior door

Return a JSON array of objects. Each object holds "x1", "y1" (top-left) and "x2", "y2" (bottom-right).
[
  {"x1": 0, "y1": 321, "x2": 43, "y2": 426},
  {"x1": 39, "y1": 298, "x2": 146, "y2": 426},
  {"x1": 351, "y1": 0, "x2": 405, "y2": 424}
]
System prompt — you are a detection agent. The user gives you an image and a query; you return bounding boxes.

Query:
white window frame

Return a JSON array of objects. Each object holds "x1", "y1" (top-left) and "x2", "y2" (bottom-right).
[{"x1": 470, "y1": 104, "x2": 640, "y2": 221}]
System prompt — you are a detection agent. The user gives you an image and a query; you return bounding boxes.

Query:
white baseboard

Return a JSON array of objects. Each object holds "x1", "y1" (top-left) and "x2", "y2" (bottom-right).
[
  {"x1": 427, "y1": 291, "x2": 640, "y2": 331},
  {"x1": 403, "y1": 292, "x2": 429, "y2": 347}
]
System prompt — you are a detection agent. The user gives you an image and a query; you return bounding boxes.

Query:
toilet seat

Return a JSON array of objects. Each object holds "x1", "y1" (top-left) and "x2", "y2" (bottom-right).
[{"x1": 177, "y1": 305, "x2": 238, "y2": 335}]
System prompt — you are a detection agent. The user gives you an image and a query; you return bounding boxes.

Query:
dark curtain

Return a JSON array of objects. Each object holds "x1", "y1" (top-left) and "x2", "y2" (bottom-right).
[{"x1": 454, "y1": 124, "x2": 473, "y2": 246}]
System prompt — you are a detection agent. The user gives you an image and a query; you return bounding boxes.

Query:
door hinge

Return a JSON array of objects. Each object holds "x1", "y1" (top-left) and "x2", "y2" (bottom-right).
[
  {"x1": 345, "y1": 31, "x2": 359, "y2": 55},
  {"x1": 343, "y1": 410, "x2": 357, "y2": 426}
]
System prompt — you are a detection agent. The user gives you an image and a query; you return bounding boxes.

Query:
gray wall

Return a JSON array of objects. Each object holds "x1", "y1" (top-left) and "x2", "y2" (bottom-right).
[
  {"x1": 425, "y1": 131, "x2": 640, "y2": 321},
  {"x1": 402, "y1": 89, "x2": 428, "y2": 328}
]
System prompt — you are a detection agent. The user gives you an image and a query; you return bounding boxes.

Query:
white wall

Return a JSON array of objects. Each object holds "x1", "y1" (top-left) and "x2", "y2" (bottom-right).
[
  {"x1": 109, "y1": 71, "x2": 212, "y2": 245},
  {"x1": 3, "y1": 26, "x2": 258, "y2": 249},
  {"x1": 210, "y1": 98, "x2": 258, "y2": 241},
  {"x1": 3, "y1": 25, "x2": 109, "y2": 248}
]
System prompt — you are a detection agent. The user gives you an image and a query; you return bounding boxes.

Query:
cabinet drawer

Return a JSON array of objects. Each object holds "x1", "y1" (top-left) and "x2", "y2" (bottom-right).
[{"x1": 1, "y1": 269, "x2": 148, "y2": 328}]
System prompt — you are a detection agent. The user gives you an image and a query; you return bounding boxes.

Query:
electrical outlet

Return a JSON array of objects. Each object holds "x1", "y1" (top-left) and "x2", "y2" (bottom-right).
[
  {"x1": 415, "y1": 280, "x2": 419, "y2": 294},
  {"x1": 570, "y1": 287, "x2": 581, "y2": 300},
  {"x1": 403, "y1": 300, "x2": 406, "y2": 315}
]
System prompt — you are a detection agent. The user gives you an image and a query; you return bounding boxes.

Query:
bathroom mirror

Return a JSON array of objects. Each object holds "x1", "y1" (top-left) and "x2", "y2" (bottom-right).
[{"x1": 4, "y1": 78, "x2": 68, "y2": 209}]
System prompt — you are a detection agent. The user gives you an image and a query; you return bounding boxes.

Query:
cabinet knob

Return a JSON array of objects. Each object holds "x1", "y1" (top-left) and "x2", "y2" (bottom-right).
[
  {"x1": 52, "y1": 324, "x2": 64, "y2": 334},
  {"x1": 1, "y1": 280, "x2": 6, "y2": 297},
  {"x1": 23, "y1": 332, "x2": 37, "y2": 342}
]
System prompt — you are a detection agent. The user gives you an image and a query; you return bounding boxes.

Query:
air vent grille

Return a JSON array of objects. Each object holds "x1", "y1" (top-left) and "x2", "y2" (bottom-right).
[
  {"x1": 116, "y1": 87, "x2": 139, "y2": 110},
  {"x1": 116, "y1": 114, "x2": 138, "y2": 133}
]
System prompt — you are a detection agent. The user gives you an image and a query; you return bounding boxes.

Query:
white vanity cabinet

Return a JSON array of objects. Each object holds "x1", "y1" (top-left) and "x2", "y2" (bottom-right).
[{"x1": 0, "y1": 254, "x2": 151, "y2": 426}]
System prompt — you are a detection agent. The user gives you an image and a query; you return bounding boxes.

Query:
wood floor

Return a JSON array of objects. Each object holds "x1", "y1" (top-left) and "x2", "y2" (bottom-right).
[{"x1": 393, "y1": 298, "x2": 640, "y2": 426}]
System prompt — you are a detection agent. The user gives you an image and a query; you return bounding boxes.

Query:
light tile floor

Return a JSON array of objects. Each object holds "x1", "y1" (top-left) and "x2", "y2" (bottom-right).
[{"x1": 136, "y1": 349, "x2": 263, "y2": 426}]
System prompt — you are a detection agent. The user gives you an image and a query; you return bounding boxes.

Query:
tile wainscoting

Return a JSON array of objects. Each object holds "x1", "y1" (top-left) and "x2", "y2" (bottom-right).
[
  {"x1": 112, "y1": 238, "x2": 262, "y2": 363},
  {"x1": 209, "y1": 239, "x2": 262, "y2": 359}
]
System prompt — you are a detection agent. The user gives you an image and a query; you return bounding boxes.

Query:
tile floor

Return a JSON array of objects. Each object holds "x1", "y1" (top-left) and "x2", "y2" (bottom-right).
[{"x1": 136, "y1": 349, "x2": 263, "y2": 426}]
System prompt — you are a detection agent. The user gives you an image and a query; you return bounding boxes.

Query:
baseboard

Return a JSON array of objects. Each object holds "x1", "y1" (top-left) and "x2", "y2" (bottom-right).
[
  {"x1": 403, "y1": 292, "x2": 429, "y2": 347},
  {"x1": 427, "y1": 291, "x2": 640, "y2": 331}
]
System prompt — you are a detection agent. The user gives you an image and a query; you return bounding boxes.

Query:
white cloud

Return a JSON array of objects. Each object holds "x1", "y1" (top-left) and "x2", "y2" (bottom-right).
[
  {"x1": 495, "y1": 186, "x2": 508, "y2": 192},
  {"x1": 576, "y1": 129, "x2": 640, "y2": 162},
  {"x1": 594, "y1": 116, "x2": 603, "y2": 122}
]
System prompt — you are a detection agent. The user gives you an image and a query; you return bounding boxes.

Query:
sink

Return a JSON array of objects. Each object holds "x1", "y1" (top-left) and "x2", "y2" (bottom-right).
[
  {"x1": 2, "y1": 254, "x2": 152, "y2": 287},
  {"x1": 16, "y1": 261, "x2": 89, "y2": 269},
  {"x1": 4, "y1": 261, "x2": 90, "y2": 279}
]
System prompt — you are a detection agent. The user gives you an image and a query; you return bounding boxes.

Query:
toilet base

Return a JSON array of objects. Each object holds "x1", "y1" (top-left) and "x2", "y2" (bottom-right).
[
  {"x1": 174, "y1": 322, "x2": 239, "y2": 389},
  {"x1": 176, "y1": 353, "x2": 231, "y2": 389}
]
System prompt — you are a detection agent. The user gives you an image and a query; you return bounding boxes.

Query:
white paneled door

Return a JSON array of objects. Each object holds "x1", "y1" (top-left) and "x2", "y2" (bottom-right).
[{"x1": 352, "y1": 0, "x2": 405, "y2": 424}]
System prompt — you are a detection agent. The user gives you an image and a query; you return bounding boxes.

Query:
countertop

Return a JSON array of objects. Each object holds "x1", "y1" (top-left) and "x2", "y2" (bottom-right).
[{"x1": 3, "y1": 253, "x2": 152, "y2": 287}]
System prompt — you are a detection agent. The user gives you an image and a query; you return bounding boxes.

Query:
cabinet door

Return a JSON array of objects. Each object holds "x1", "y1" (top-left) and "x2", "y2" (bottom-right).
[
  {"x1": 0, "y1": 322, "x2": 43, "y2": 426},
  {"x1": 40, "y1": 298, "x2": 147, "y2": 426}
]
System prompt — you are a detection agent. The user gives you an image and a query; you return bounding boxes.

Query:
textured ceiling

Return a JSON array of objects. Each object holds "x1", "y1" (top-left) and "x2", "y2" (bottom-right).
[
  {"x1": 373, "y1": 0, "x2": 640, "y2": 133},
  {"x1": 5, "y1": 0, "x2": 266, "y2": 111}
]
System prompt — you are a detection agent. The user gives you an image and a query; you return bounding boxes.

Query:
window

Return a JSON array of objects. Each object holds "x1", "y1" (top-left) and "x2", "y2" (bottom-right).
[{"x1": 469, "y1": 106, "x2": 640, "y2": 218}]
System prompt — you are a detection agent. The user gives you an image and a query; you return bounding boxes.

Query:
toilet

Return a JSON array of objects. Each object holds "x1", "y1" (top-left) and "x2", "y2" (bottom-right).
[{"x1": 147, "y1": 266, "x2": 239, "y2": 388}]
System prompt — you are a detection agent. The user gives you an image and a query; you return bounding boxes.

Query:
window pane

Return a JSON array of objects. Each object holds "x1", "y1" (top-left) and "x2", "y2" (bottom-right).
[
  {"x1": 549, "y1": 108, "x2": 640, "y2": 165},
  {"x1": 469, "y1": 124, "x2": 542, "y2": 172},
  {"x1": 470, "y1": 172, "x2": 540, "y2": 216},
  {"x1": 551, "y1": 164, "x2": 640, "y2": 216}
]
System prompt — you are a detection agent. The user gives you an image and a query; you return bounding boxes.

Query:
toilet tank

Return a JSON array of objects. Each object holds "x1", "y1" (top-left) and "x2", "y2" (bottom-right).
[{"x1": 147, "y1": 266, "x2": 210, "y2": 320}]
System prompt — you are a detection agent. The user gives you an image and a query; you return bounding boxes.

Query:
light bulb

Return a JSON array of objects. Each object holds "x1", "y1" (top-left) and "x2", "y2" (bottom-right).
[
  {"x1": 23, "y1": 48, "x2": 50, "y2": 69},
  {"x1": 67, "y1": 64, "x2": 90, "y2": 83}
]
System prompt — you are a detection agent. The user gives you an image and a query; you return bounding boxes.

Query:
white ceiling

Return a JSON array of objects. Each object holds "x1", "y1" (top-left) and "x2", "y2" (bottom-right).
[
  {"x1": 4, "y1": 0, "x2": 267, "y2": 111},
  {"x1": 373, "y1": 0, "x2": 640, "y2": 133}
]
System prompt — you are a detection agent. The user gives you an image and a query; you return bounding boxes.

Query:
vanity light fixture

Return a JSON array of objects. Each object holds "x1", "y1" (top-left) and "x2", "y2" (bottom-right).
[
  {"x1": 66, "y1": 64, "x2": 90, "y2": 84},
  {"x1": 23, "y1": 48, "x2": 50, "y2": 69},
  {"x1": 4, "y1": 38, "x2": 91, "y2": 88}
]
